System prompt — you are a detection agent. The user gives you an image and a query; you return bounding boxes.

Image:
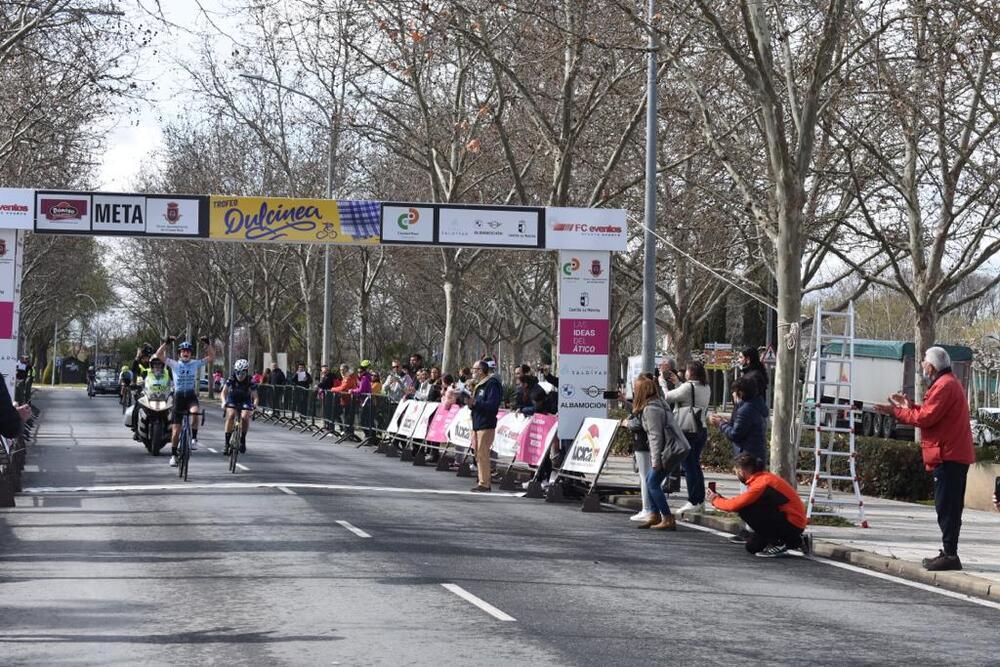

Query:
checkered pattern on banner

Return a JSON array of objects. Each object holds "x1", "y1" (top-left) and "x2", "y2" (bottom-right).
[{"x1": 338, "y1": 200, "x2": 381, "y2": 241}]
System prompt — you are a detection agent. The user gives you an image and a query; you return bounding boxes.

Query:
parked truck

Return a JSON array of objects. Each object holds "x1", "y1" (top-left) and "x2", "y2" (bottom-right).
[{"x1": 807, "y1": 339, "x2": 973, "y2": 440}]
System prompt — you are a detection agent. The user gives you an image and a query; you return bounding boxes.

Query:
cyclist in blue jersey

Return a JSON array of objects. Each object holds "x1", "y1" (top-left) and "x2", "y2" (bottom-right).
[
  {"x1": 155, "y1": 336, "x2": 215, "y2": 467},
  {"x1": 220, "y1": 359, "x2": 258, "y2": 455}
]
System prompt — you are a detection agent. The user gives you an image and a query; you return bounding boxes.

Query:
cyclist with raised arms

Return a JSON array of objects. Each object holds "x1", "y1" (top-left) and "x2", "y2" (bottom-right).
[
  {"x1": 155, "y1": 336, "x2": 214, "y2": 468},
  {"x1": 221, "y1": 359, "x2": 258, "y2": 456}
]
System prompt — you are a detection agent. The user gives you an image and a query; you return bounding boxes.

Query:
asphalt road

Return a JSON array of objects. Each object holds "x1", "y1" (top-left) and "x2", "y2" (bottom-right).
[{"x1": 1, "y1": 389, "x2": 998, "y2": 666}]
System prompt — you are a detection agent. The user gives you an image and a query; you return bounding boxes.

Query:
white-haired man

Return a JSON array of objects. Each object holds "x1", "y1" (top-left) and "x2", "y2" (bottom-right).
[{"x1": 875, "y1": 346, "x2": 975, "y2": 571}]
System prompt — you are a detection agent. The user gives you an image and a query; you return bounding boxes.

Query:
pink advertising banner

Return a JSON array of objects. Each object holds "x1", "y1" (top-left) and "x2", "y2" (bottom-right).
[
  {"x1": 558, "y1": 318, "x2": 610, "y2": 356},
  {"x1": 515, "y1": 413, "x2": 559, "y2": 466},
  {"x1": 426, "y1": 403, "x2": 461, "y2": 443}
]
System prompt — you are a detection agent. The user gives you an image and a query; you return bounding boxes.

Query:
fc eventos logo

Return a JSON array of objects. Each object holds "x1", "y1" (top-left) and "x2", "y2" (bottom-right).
[
  {"x1": 561, "y1": 257, "x2": 580, "y2": 276},
  {"x1": 397, "y1": 207, "x2": 420, "y2": 230}
]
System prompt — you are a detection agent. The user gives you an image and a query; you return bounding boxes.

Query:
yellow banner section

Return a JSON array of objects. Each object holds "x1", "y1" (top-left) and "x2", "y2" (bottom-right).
[{"x1": 209, "y1": 196, "x2": 379, "y2": 245}]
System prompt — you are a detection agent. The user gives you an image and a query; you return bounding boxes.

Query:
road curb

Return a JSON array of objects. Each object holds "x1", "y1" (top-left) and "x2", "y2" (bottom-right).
[{"x1": 669, "y1": 507, "x2": 999, "y2": 603}]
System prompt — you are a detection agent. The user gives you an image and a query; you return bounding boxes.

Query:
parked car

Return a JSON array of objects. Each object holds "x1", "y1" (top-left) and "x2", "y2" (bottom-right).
[
  {"x1": 199, "y1": 377, "x2": 223, "y2": 392},
  {"x1": 971, "y1": 407, "x2": 1000, "y2": 446},
  {"x1": 92, "y1": 368, "x2": 120, "y2": 395}
]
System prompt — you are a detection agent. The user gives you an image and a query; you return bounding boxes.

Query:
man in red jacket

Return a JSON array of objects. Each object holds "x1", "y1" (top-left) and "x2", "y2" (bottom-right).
[
  {"x1": 708, "y1": 452, "x2": 808, "y2": 557},
  {"x1": 875, "y1": 346, "x2": 975, "y2": 572}
]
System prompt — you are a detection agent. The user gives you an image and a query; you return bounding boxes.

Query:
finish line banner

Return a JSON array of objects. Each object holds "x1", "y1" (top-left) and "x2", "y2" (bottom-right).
[{"x1": 209, "y1": 196, "x2": 380, "y2": 245}]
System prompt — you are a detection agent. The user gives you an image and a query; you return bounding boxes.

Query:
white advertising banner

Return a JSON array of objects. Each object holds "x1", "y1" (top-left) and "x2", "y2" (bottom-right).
[
  {"x1": 386, "y1": 398, "x2": 411, "y2": 434},
  {"x1": 35, "y1": 192, "x2": 92, "y2": 232},
  {"x1": 397, "y1": 400, "x2": 427, "y2": 439},
  {"x1": 624, "y1": 354, "x2": 669, "y2": 399},
  {"x1": 412, "y1": 401, "x2": 439, "y2": 441},
  {"x1": 561, "y1": 417, "x2": 620, "y2": 475},
  {"x1": 558, "y1": 250, "x2": 611, "y2": 439},
  {"x1": 446, "y1": 405, "x2": 474, "y2": 448},
  {"x1": 381, "y1": 204, "x2": 435, "y2": 245},
  {"x1": 92, "y1": 194, "x2": 147, "y2": 234},
  {"x1": 546, "y1": 207, "x2": 627, "y2": 251},
  {"x1": 146, "y1": 196, "x2": 202, "y2": 236},
  {"x1": 438, "y1": 206, "x2": 541, "y2": 248},
  {"x1": 492, "y1": 410, "x2": 529, "y2": 460},
  {"x1": 0, "y1": 189, "x2": 34, "y2": 230}
]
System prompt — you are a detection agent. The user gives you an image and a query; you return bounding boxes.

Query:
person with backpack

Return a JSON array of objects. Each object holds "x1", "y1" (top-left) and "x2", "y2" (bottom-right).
[
  {"x1": 628, "y1": 374, "x2": 689, "y2": 531},
  {"x1": 662, "y1": 360, "x2": 712, "y2": 514}
]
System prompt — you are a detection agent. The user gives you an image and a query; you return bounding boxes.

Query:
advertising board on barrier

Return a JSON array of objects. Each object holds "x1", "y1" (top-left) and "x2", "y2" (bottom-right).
[
  {"x1": 426, "y1": 403, "x2": 460, "y2": 443},
  {"x1": 545, "y1": 207, "x2": 627, "y2": 251},
  {"x1": 490, "y1": 410, "x2": 524, "y2": 459},
  {"x1": 561, "y1": 418, "x2": 619, "y2": 475},
  {"x1": 0, "y1": 189, "x2": 34, "y2": 230},
  {"x1": 412, "y1": 401, "x2": 439, "y2": 441},
  {"x1": 386, "y1": 399, "x2": 411, "y2": 434},
  {"x1": 558, "y1": 249, "x2": 612, "y2": 439},
  {"x1": 397, "y1": 400, "x2": 427, "y2": 439},
  {"x1": 446, "y1": 406, "x2": 473, "y2": 448},
  {"x1": 515, "y1": 413, "x2": 559, "y2": 466},
  {"x1": 209, "y1": 196, "x2": 380, "y2": 245}
]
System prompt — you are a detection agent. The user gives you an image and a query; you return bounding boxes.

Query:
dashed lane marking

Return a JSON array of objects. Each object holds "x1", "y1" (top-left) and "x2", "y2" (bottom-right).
[
  {"x1": 207, "y1": 448, "x2": 218, "y2": 454},
  {"x1": 335, "y1": 520, "x2": 371, "y2": 538},
  {"x1": 441, "y1": 584, "x2": 516, "y2": 622},
  {"x1": 276, "y1": 486, "x2": 297, "y2": 495},
  {"x1": 235, "y1": 463, "x2": 250, "y2": 471}
]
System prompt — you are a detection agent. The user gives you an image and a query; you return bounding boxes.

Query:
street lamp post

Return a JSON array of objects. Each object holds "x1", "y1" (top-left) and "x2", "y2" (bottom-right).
[
  {"x1": 640, "y1": 0, "x2": 659, "y2": 373},
  {"x1": 76, "y1": 293, "x2": 99, "y2": 368},
  {"x1": 239, "y1": 73, "x2": 336, "y2": 369}
]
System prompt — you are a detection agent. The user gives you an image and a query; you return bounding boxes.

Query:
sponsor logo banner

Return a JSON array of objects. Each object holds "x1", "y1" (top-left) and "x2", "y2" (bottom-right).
[
  {"x1": 559, "y1": 318, "x2": 610, "y2": 356},
  {"x1": 146, "y1": 197, "x2": 202, "y2": 236},
  {"x1": 36, "y1": 192, "x2": 91, "y2": 232},
  {"x1": 437, "y1": 205, "x2": 542, "y2": 248},
  {"x1": 381, "y1": 204, "x2": 434, "y2": 244},
  {"x1": 561, "y1": 417, "x2": 620, "y2": 475},
  {"x1": 515, "y1": 413, "x2": 559, "y2": 466},
  {"x1": 0, "y1": 189, "x2": 34, "y2": 230},
  {"x1": 546, "y1": 207, "x2": 627, "y2": 251},
  {"x1": 492, "y1": 410, "x2": 528, "y2": 460},
  {"x1": 426, "y1": 403, "x2": 461, "y2": 443},
  {"x1": 397, "y1": 400, "x2": 429, "y2": 438},
  {"x1": 386, "y1": 398, "x2": 411, "y2": 434},
  {"x1": 411, "y1": 401, "x2": 440, "y2": 441},
  {"x1": 209, "y1": 196, "x2": 380, "y2": 245},
  {"x1": 558, "y1": 250, "x2": 611, "y2": 318},
  {"x1": 92, "y1": 194, "x2": 146, "y2": 233},
  {"x1": 446, "y1": 406, "x2": 474, "y2": 448},
  {"x1": 557, "y1": 354, "x2": 609, "y2": 439}
]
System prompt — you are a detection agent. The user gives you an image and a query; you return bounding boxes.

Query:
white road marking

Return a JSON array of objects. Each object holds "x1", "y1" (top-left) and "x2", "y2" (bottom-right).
[
  {"x1": 207, "y1": 448, "x2": 218, "y2": 454},
  {"x1": 20, "y1": 482, "x2": 523, "y2": 497},
  {"x1": 441, "y1": 584, "x2": 516, "y2": 622},
  {"x1": 679, "y1": 520, "x2": 1000, "y2": 610},
  {"x1": 22, "y1": 465, "x2": 39, "y2": 473},
  {"x1": 276, "y1": 486, "x2": 297, "y2": 496},
  {"x1": 335, "y1": 520, "x2": 371, "y2": 538},
  {"x1": 235, "y1": 463, "x2": 250, "y2": 471}
]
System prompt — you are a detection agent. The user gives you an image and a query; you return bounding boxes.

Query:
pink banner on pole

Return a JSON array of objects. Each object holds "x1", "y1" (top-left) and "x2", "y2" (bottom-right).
[
  {"x1": 515, "y1": 413, "x2": 559, "y2": 466},
  {"x1": 0, "y1": 302, "x2": 13, "y2": 339},
  {"x1": 426, "y1": 404, "x2": 461, "y2": 443}
]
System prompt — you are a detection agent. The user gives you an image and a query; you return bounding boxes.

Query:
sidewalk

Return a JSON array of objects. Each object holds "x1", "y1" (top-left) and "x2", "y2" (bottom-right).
[{"x1": 599, "y1": 455, "x2": 1000, "y2": 600}]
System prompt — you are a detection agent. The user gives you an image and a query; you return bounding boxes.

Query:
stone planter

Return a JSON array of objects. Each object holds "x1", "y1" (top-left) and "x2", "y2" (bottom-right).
[{"x1": 964, "y1": 461, "x2": 1000, "y2": 512}]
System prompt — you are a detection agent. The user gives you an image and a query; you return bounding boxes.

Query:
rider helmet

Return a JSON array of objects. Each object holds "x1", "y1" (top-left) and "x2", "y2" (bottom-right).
[
  {"x1": 234, "y1": 358, "x2": 249, "y2": 380},
  {"x1": 88, "y1": 365, "x2": 95, "y2": 371},
  {"x1": 120, "y1": 365, "x2": 129, "y2": 372},
  {"x1": 178, "y1": 341, "x2": 193, "y2": 352},
  {"x1": 150, "y1": 357, "x2": 165, "y2": 369}
]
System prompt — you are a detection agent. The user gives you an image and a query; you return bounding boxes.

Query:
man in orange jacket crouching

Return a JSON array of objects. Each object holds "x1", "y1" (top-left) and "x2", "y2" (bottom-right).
[{"x1": 708, "y1": 453, "x2": 808, "y2": 558}]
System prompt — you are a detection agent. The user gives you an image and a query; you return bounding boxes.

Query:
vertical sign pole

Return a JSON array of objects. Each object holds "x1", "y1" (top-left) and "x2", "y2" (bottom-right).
[{"x1": 640, "y1": 0, "x2": 659, "y2": 374}]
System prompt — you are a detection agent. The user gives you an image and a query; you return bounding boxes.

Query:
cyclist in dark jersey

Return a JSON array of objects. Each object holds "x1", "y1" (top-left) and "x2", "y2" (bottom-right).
[{"x1": 221, "y1": 359, "x2": 258, "y2": 455}]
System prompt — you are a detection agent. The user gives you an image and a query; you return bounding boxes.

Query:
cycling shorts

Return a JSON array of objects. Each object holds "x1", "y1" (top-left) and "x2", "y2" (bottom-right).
[
  {"x1": 172, "y1": 392, "x2": 200, "y2": 425},
  {"x1": 225, "y1": 400, "x2": 254, "y2": 412}
]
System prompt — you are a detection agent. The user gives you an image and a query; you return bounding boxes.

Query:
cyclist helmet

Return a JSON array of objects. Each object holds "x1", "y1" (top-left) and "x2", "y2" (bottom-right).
[
  {"x1": 88, "y1": 365, "x2": 94, "y2": 371},
  {"x1": 234, "y1": 359, "x2": 249, "y2": 379},
  {"x1": 178, "y1": 341, "x2": 193, "y2": 352},
  {"x1": 120, "y1": 365, "x2": 129, "y2": 372}
]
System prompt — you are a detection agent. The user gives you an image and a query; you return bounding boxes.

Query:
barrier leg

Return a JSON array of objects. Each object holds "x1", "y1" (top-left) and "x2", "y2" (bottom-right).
[
  {"x1": 545, "y1": 479, "x2": 566, "y2": 503},
  {"x1": 399, "y1": 440, "x2": 414, "y2": 462},
  {"x1": 0, "y1": 476, "x2": 15, "y2": 507},
  {"x1": 581, "y1": 491, "x2": 602, "y2": 512},
  {"x1": 412, "y1": 446, "x2": 427, "y2": 467},
  {"x1": 435, "y1": 449, "x2": 453, "y2": 471},
  {"x1": 385, "y1": 438, "x2": 400, "y2": 458},
  {"x1": 499, "y1": 465, "x2": 518, "y2": 491},
  {"x1": 524, "y1": 479, "x2": 545, "y2": 498}
]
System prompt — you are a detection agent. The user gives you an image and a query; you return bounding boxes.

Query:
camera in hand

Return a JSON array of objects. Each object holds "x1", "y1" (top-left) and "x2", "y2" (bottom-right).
[{"x1": 602, "y1": 390, "x2": 619, "y2": 400}]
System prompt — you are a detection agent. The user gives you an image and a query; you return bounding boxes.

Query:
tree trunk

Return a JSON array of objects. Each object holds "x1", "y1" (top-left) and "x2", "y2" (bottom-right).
[
  {"x1": 441, "y1": 256, "x2": 460, "y2": 374},
  {"x1": 914, "y1": 303, "x2": 938, "y2": 400},
  {"x1": 358, "y1": 292, "x2": 370, "y2": 361},
  {"x1": 769, "y1": 220, "x2": 803, "y2": 484}
]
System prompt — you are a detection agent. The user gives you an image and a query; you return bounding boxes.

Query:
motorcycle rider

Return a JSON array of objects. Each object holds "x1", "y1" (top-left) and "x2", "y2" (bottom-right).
[
  {"x1": 221, "y1": 359, "x2": 258, "y2": 455},
  {"x1": 132, "y1": 343, "x2": 154, "y2": 381},
  {"x1": 130, "y1": 356, "x2": 173, "y2": 443},
  {"x1": 155, "y1": 336, "x2": 214, "y2": 468},
  {"x1": 118, "y1": 365, "x2": 134, "y2": 402}
]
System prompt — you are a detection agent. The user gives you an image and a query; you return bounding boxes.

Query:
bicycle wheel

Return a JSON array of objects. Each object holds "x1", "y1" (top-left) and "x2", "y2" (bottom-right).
[
  {"x1": 229, "y1": 420, "x2": 240, "y2": 473},
  {"x1": 178, "y1": 419, "x2": 190, "y2": 481}
]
